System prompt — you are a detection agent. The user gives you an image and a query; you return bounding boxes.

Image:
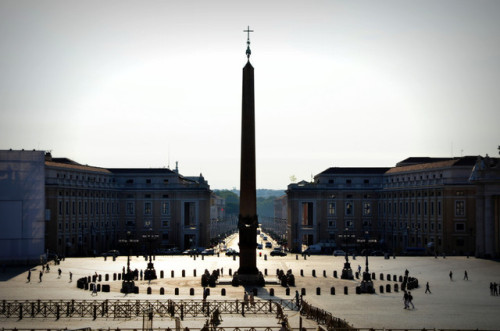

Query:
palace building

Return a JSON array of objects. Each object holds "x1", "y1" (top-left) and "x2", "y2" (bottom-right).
[
  {"x1": 286, "y1": 155, "x2": 500, "y2": 258},
  {"x1": 1, "y1": 150, "x2": 213, "y2": 263}
]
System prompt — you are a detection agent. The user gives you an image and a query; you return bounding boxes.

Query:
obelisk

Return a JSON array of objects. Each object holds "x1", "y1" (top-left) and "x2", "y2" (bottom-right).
[{"x1": 235, "y1": 26, "x2": 263, "y2": 285}]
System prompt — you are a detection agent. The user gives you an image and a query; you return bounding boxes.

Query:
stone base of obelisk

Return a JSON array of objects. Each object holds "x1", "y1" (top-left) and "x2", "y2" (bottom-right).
[{"x1": 232, "y1": 271, "x2": 265, "y2": 287}]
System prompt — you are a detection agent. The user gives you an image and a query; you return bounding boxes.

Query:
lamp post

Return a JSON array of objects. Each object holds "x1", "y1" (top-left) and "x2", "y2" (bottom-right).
[
  {"x1": 119, "y1": 231, "x2": 138, "y2": 293},
  {"x1": 359, "y1": 230, "x2": 375, "y2": 293},
  {"x1": 143, "y1": 228, "x2": 159, "y2": 281},
  {"x1": 339, "y1": 227, "x2": 353, "y2": 280}
]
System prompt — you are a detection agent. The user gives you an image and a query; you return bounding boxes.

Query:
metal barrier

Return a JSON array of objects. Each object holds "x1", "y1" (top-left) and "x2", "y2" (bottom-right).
[{"x1": 0, "y1": 298, "x2": 297, "y2": 320}]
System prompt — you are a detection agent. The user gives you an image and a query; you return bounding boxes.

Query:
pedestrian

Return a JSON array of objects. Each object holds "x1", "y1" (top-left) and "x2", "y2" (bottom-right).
[
  {"x1": 408, "y1": 291, "x2": 415, "y2": 309},
  {"x1": 42, "y1": 265, "x2": 45, "y2": 272},
  {"x1": 69, "y1": 271, "x2": 73, "y2": 282},
  {"x1": 27, "y1": 270, "x2": 31, "y2": 283},
  {"x1": 39, "y1": 270, "x2": 43, "y2": 282},
  {"x1": 464, "y1": 270, "x2": 468, "y2": 280},
  {"x1": 425, "y1": 282, "x2": 431, "y2": 294},
  {"x1": 295, "y1": 290, "x2": 300, "y2": 308},
  {"x1": 403, "y1": 291, "x2": 409, "y2": 309},
  {"x1": 357, "y1": 265, "x2": 361, "y2": 274},
  {"x1": 249, "y1": 292, "x2": 255, "y2": 306},
  {"x1": 449, "y1": 271, "x2": 453, "y2": 281},
  {"x1": 58, "y1": 268, "x2": 62, "y2": 278},
  {"x1": 221, "y1": 267, "x2": 223, "y2": 276},
  {"x1": 140, "y1": 269, "x2": 143, "y2": 280},
  {"x1": 91, "y1": 283, "x2": 97, "y2": 296},
  {"x1": 46, "y1": 264, "x2": 50, "y2": 272},
  {"x1": 494, "y1": 282, "x2": 498, "y2": 296},
  {"x1": 243, "y1": 291, "x2": 249, "y2": 306}
]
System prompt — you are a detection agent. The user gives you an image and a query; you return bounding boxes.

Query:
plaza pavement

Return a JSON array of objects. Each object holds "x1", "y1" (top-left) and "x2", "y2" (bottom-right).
[{"x1": 1, "y1": 237, "x2": 500, "y2": 330}]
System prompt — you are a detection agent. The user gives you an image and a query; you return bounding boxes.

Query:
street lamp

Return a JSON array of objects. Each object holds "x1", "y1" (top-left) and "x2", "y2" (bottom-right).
[
  {"x1": 359, "y1": 230, "x2": 375, "y2": 294},
  {"x1": 143, "y1": 228, "x2": 159, "y2": 281},
  {"x1": 339, "y1": 227, "x2": 353, "y2": 280},
  {"x1": 119, "y1": 231, "x2": 138, "y2": 293}
]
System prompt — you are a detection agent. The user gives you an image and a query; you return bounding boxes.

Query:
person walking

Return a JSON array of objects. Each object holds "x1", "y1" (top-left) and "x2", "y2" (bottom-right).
[
  {"x1": 449, "y1": 270, "x2": 453, "y2": 281},
  {"x1": 408, "y1": 291, "x2": 415, "y2": 309},
  {"x1": 425, "y1": 282, "x2": 431, "y2": 294},
  {"x1": 58, "y1": 268, "x2": 62, "y2": 278},
  {"x1": 39, "y1": 270, "x2": 43, "y2": 282},
  {"x1": 464, "y1": 270, "x2": 468, "y2": 280},
  {"x1": 69, "y1": 271, "x2": 73, "y2": 282},
  {"x1": 27, "y1": 270, "x2": 31, "y2": 283},
  {"x1": 403, "y1": 291, "x2": 409, "y2": 309},
  {"x1": 295, "y1": 290, "x2": 300, "y2": 309}
]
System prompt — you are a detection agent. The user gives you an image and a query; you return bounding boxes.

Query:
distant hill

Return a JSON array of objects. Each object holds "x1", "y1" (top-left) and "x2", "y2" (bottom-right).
[
  {"x1": 226, "y1": 189, "x2": 285, "y2": 198},
  {"x1": 214, "y1": 189, "x2": 286, "y2": 218}
]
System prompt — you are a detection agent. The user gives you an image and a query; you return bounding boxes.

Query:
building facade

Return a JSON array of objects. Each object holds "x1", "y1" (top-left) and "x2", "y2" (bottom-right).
[
  {"x1": 0, "y1": 150, "x2": 46, "y2": 264},
  {"x1": 1, "y1": 150, "x2": 213, "y2": 262},
  {"x1": 287, "y1": 156, "x2": 500, "y2": 258}
]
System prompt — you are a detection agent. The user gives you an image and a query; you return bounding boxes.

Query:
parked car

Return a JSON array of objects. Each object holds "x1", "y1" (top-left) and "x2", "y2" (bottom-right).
[
  {"x1": 265, "y1": 242, "x2": 272, "y2": 248},
  {"x1": 225, "y1": 248, "x2": 239, "y2": 256},
  {"x1": 201, "y1": 248, "x2": 215, "y2": 255},
  {"x1": 270, "y1": 248, "x2": 287, "y2": 256},
  {"x1": 102, "y1": 250, "x2": 120, "y2": 257},
  {"x1": 333, "y1": 250, "x2": 346, "y2": 256}
]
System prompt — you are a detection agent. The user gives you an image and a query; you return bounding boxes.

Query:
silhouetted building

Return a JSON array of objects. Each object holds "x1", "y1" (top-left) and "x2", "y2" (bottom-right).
[{"x1": 287, "y1": 156, "x2": 500, "y2": 258}]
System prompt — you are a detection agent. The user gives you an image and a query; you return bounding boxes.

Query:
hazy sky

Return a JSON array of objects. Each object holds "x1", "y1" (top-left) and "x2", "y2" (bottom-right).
[{"x1": 1, "y1": 0, "x2": 499, "y2": 190}]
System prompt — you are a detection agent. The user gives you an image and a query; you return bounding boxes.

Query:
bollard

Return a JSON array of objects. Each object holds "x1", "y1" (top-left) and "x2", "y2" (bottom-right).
[
  {"x1": 160, "y1": 270, "x2": 164, "y2": 279},
  {"x1": 147, "y1": 287, "x2": 152, "y2": 295},
  {"x1": 202, "y1": 255, "x2": 204, "y2": 260},
  {"x1": 323, "y1": 270, "x2": 326, "y2": 277},
  {"x1": 380, "y1": 273, "x2": 384, "y2": 280},
  {"x1": 379, "y1": 285, "x2": 384, "y2": 293},
  {"x1": 304, "y1": 255, "x2": 307, "y2": 260},
  {"x1": 98, "y1": 274, "x2": 102, "y2": 282},
  {"x1": 265, "y1": 268, "x2": 268, "y2": 276},
  {"x1": 270, "y1": 288, "x2": 274, "y2": 296},
  {"x1": 386, "y1": 284, "x2": 391, "y2": 293},
  {"x1": 193, "y1": 269, "x2": 196, "y2": 277},
  {"x1": 301, "y1": 288, "x2": 306, "y2": 296},
  {"x1": 171, "y1": 270, "x2": 174, "y2": 278},
  {"x1": 344, "y1": 286, "x2": 348, "y2": 295},
  {"x1": 175, "y1": 288, "x2": 179, "y2": 295},
  {"x1": 233, "y1": 255, "x2": 236, "y2": 261},
  {"x1": 312, "y1": 270, "x2": 316, "y2": 277},
  {"x1": 113, "y1": 273, "x2": 117, "y2": 281},
  {"x1": 300, "y1": 269, "x2": 303, "y2": 277},
  {"x1": 160, "y1": 287, "x2": 165, "y2": 295},
  {"x1": 221, "y1": 288, "x2": 226, "y2": 296},
  {"x1": 229, "y1": 268, "x2": 232, "y2": 276},
  {"x1": 355, "y1": 272, "x2": 359, "y2": 279},
  {"x1": 286, "y1": 287, "x2": 290, "y2": 296},
  {"x1": 97, "y1": 284, "x2": 101, "y2": 291},
  {"x1": 334, "y1": 270, "x2": 338, "y2": 278},
  {"x1": 105, "y1": 274, "x2": 109, "y2": 281},
  {"x1": 182, "y1": 270, "x2": 185, "y2": 277},
  {"x1": 118, "y1": 273, "x2": 121, "y2": 281},
  {"x1": 296, "y1": 255, "x2": 298, "y2": 260},
  {"x1": 190, "y1": 288, "x2": 194, "y2": 296},
  {"x1": 331, "y1": 287, "x2": 335, "y2": 295},
  {"x1": 316, "y1": 287, "x2": 321, "y2": 295},
  {"x1": 264, "y1": 254, "x2": 267, "y2": 260}
]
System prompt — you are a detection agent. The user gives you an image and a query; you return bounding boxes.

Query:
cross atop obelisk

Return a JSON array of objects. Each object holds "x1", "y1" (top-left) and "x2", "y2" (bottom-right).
[{"x1": 243, "y1": 26, "x2": 254, "y2": 59}]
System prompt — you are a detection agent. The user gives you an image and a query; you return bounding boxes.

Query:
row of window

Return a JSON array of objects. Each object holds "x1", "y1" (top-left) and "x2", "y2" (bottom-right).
[
  {"x1": 58, "y1": 200, "x2": 119, "y2": 216},
  {"x1": 126, "y1": 201, "x2": 171, "y2": 216},
  {"x1": 324, "y1": 200, "x2": 466, "y2": 218}
]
